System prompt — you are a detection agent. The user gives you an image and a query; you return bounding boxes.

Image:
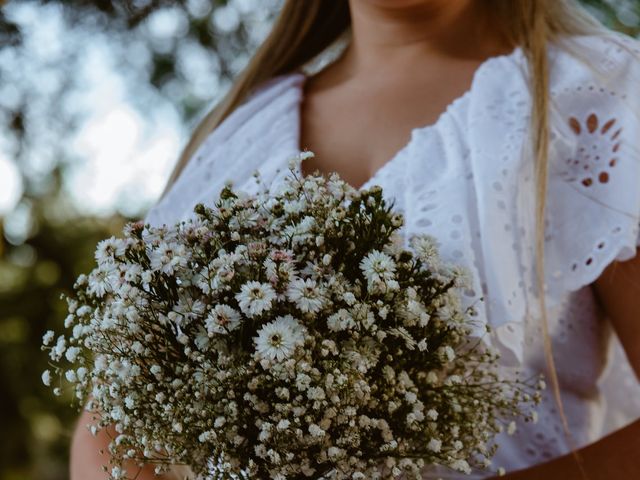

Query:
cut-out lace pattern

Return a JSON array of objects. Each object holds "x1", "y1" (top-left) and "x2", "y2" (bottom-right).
[{"x1": 562, "y1": 113, "x2": 622, "y2": 187}]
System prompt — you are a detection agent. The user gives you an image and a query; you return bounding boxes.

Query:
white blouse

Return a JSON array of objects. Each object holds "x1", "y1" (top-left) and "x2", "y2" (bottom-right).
[{"x1": 144, "y1": 31, "x2": 640, "y2": 478}]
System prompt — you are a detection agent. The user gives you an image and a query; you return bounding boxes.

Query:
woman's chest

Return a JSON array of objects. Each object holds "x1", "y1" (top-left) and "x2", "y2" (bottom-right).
[{"x1": 297, "y1": 69, "x2": 487, "y2": 191}]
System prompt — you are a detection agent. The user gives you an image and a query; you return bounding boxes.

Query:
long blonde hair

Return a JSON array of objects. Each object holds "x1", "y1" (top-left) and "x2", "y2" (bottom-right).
[{"x1": 163, "y1": 1, "x2": 632, "y2": 478}]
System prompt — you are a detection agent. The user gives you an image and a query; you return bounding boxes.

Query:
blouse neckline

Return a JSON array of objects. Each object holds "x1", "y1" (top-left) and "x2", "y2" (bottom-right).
[{"x1": 286, "y1": 44, "x2": 525, "y2": 191}]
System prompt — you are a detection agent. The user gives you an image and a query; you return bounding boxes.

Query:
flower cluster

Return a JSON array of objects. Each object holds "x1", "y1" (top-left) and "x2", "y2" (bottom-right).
[{"x1": 42, "y1": 152, "x2": 543, "y2": 480}]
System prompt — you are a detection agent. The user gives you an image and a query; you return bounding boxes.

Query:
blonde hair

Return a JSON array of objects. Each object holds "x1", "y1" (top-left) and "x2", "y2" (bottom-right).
[{"x1": 163, "y1": 1, "x2": 637, "y2": 478}]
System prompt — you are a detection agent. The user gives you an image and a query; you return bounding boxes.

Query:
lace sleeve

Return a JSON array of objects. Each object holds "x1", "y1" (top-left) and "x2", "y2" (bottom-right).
[{"x1": 542, "y1": 32, "x2": 640, "y2": 302}]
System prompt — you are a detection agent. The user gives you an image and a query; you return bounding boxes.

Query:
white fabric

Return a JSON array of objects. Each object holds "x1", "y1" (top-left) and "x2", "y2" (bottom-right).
[{"x1": 144, "y1": 32, "x2": 640, "y2": 477}]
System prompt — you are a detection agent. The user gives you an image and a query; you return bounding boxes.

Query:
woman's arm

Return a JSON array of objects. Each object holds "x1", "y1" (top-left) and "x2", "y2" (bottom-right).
[
  {"x1": 70, "y1": 409, "x2": 183, "y2": 480},
  {"x1": 490, "y1": 250, "x2": 640, "y2": 479},
  {"x1": 493, "y1": 418, "x2": 640, "y2": 479},
  {"x1": 592, "y1": 249, "x2": 640, "y2": 380}
]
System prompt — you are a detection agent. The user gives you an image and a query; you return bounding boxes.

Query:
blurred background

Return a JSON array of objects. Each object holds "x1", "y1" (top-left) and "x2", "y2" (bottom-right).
[{"x1": 0, "y1": 0, "x2": 639, "y2": 479}]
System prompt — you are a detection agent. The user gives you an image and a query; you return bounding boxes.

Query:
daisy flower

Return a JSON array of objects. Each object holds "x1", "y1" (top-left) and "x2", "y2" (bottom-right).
[
  {"x1": 254, "y1": 316, "x2": 303, "y2": 362},
  {"x1": 274, "y1": 314, "x2": 306, "y2": 345},
  {"x1": 87, "y1": 269, "x2": 112, "y2": 298},
  {"x1": 205, "y1": 304, "x2": 242, "y2": 335},
  {"x1": 148, "y1": 241, "x2": 189, "y2": 275},
  {"x1": 409, "y1": 234, "x2": 442, "y2": 269},
  {"x1": 359, "y1": 250, "x2": 397, "y2": 284},
  {"x1": 286, "y1": 277, "x2": 326, "y2": 313},
  {"x1": 95, "y1": 236, "x2": 127, "y2": 264},
  {"x1": 235, "y1": 281, "x2": 277, "y2": 318}
]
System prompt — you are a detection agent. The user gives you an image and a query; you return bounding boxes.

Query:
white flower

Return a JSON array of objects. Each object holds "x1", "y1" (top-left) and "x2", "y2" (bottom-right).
[
  {"x1": 148, "y1": 241, "x2": 189, "y2": 275},
  {"x1": 507, "y1": 421, "x2": 517, "y2": 435},
  {"x1": 87, "y1": 269, "x2": 111, "y2": 298},
  {"x1": 275, "y1": 314, "x2": 306, "y2": 344},
  {"x1": 276, "y1": 420, "x2": 290, "y2": 431},
  {"x1": 42, "y1": 330, "x2": 55, "y2": 346},
  {"x1": 194, "y1": 330, "x2": 209, "y2": 350},
  {"x1": 409, "y1": 234, "x2": 441, "y2": 267},
  {"x1": 254, "y1": 316, "x2": 303, "y2": 362},
  {"x1": 95, "y1": 236, "x2": 126, "y2": 264},
  {"x1": 327, "y1": 309, "x2": 356, "y2": 332},
  {"x1": 52, "y1": 336, "x2": 66, "y2": 359},
  {"x1": 451, "y1": 459, "x2": 471, "y2": 474},
  {"x1": 284, "y1": 216, "x2": 316, "y2": 245},
  {"x1": 343, "y1": 292, "x2": 356, "y2": 306},
  {"x1": 389, "y1": 327, "x2": 416, "y2": 349},
  {"x1": 42, "y1": 370, "x2": 51, "y2": 386},
  {"x1": 198, "y1": 430, "x2": 217, "y2": 443},
  {"x1": 288, "y1": 151, "x2": 313, "y2": 170},
  {"x1": 64, "y1": 314, "x2": 75, "y2": 329},
  {"x1": 111, "y1": 466, "x2": 126, "y2": 479},
  {"x1": 65, "y1": 346, "x2": 81, "y2": 363},
  {"x1": 443, "y1": 345, "x2": 456, "y2": 362},
  {"x1": 296, "y1": 373, "x2": 312, "y2": 391},
  {"x1": 427, "y1": 438, "x2": 442, "y2": 452},
  {"x1": 308, "y1": 424, "x2": 325, "y2": 437},
  {"x1": 359, "y1": 250, "x2": 397, "y2": 284},
  {"x1": 122, "y1": 263, "x2": 142, "y2": 283},
  {"x1": 286, "y1": 277, "x2": 326, "y2": 313},
  {"x1": 150, "y1": 365, "x2": 162, "y2": 377},
  {"x1": 327, "y1": 446, "x2": 345, "y2": 460},
  {"x1": 235, "y1": 281, "x2": 276, "y2": 318},
  {"x1": 205, "y1": 304, "x2": 242, "y2": 335},
  {"x1": 306, "y1": 386, "x2": 326, "y2": 401},
  {"x1": 426, "y1": 371, "x2": 438, "y2": 384},
  {"x1": 283, "y1": 198, "x2": 307, "y2": 215}
]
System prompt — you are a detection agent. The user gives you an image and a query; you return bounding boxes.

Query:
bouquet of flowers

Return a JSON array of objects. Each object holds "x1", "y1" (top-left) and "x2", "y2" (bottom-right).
[{"x1": 42, "y1": 152, "x2": 543, "y2": 480}]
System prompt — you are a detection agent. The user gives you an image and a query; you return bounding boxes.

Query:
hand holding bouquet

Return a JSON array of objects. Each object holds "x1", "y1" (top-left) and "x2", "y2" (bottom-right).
[{"x1": 42, "y1": 152, "x2": 543, "y2": 480}]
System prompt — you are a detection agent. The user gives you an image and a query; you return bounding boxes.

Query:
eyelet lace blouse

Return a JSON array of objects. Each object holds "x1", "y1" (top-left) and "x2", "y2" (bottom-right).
[{"x1": 144, "y1": 32, "x2": 640, "y2": 478}]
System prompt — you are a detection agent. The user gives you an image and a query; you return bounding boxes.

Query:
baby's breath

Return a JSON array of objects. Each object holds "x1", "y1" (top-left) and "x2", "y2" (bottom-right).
[{"x1": 43, "y1": 152, "x2": 543, "y2": 480}]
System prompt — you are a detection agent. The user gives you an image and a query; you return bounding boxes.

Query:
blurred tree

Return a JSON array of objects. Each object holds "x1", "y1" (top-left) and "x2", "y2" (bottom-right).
[
  {"x1": 0, "y1": 164, "x2": 131, "y2": 480},
  {"x1": 0, "y1": 0, "x2": 281, "y2": 180},
  {"x1": 0, "y1": 1, "x2": 639, "y2": 479}
]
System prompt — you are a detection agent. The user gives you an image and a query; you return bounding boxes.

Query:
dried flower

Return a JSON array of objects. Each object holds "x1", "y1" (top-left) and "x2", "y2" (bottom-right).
[{"x1": 42, "y1": 152, "x2": 542, "y2": 480}]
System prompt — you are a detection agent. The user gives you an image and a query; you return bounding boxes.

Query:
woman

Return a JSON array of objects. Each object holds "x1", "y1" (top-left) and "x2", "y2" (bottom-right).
[{"x1": 70, "y1": 1, "x2": 640, "y2": 479}]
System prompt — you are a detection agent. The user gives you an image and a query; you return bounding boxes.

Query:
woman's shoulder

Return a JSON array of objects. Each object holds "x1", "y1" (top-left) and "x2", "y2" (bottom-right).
[
  {"x1": 207, "y1": 71, "x2": 306, "y2": 145},
  {"x1": 467, "y1": 30, "x2": 640, "y2": 306},
  {"x1": 547, "y1": 31, "x2": 640, "y2": 93},
  {"x1": 475, "y1": 31, "x2": 640, "y2": 99},
  {"x1": 143, "y1": 72, "x2": 305, "y2": 228},
  {"x1": 542, "y1": 31, "x2": 640, "y2": 297}
]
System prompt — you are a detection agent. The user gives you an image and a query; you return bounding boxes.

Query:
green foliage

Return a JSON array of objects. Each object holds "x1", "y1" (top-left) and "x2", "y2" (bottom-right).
[{"x1": 0, "y1": 168, "x2": 130, "y2": 479}]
